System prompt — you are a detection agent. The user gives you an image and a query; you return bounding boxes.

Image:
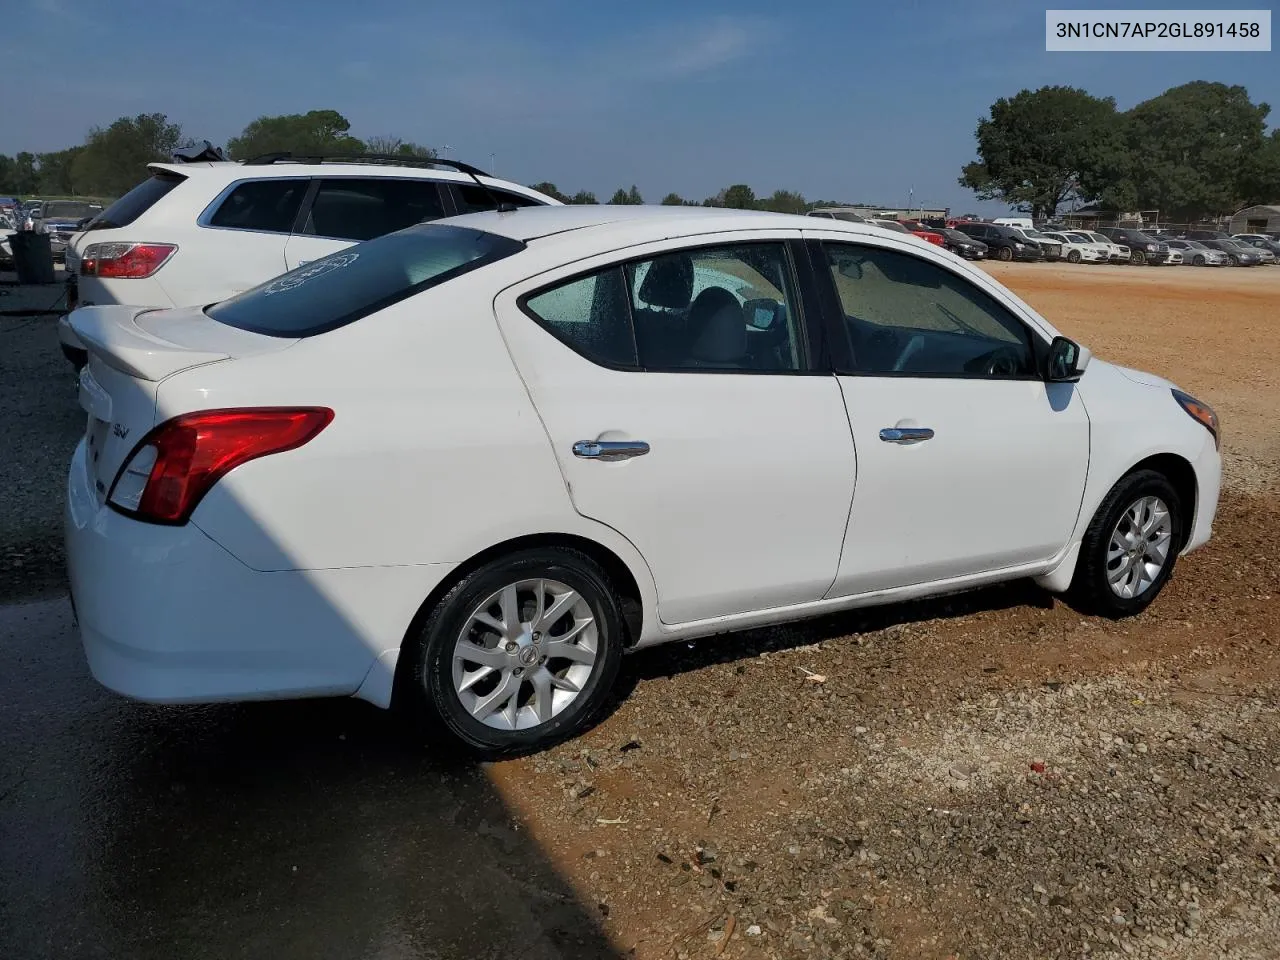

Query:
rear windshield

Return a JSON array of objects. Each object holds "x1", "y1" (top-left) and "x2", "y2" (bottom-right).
[
  {"x1": 86, "y1": 173, "x2": 185, "y2": 231},
  {"x1": 207, "y1": 225, "x2": 524, "y2": 337}
]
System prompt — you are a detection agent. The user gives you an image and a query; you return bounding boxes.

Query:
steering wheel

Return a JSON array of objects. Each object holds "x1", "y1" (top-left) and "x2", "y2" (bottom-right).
[{"x1": 984, "y1": 347, "x2": 1022, "y2": 377}]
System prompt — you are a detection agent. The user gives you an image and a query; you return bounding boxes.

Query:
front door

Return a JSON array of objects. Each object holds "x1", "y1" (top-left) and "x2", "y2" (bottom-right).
[
  {"x1": 495, "y1": 235, "x2": 857, "y2": 624},
  {"x1": 808, "y1": 235, "x2": 1090, "y2": 596}
]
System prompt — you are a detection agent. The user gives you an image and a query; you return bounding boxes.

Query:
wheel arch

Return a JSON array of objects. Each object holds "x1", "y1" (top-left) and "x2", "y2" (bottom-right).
[
  {"x1": 391, "y1": 532, "x2": 646, "y2": 706},
  {"x1": 1127, "y1": 452, "x2": 1197, "y2": 552}
]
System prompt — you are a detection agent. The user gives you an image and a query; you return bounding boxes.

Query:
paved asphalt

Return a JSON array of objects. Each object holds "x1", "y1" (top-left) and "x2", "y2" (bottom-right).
[{"x1": 0, "y1": 598, "x2": 620, "y2": 960}]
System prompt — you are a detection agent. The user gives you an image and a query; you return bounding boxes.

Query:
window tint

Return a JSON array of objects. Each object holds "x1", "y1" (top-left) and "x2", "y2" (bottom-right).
[
  {"x1": 207, "y1": 225, "x2": 523, "y2": 338},
  {"x1": 823, "y1": 242, "x2": 1036, "y2": 378},
  {"x1": 88, "y1": 174, "x2": 184, "y2": 230},
  {"x1": 523, "y1": 243, "x2": 805, "y2": 373},
  {"x1": 303, "y1": 178, "x2": 446, "y2": 241},
  {"x1": 525, "y1": 268, "x2": 636, "y2": 367},
  {"x1": 207, "y1": 179, "x2": 308, "y2": 233},
  {"x1": 456, "y1": 184, "x2": 543, "y2": 214}
]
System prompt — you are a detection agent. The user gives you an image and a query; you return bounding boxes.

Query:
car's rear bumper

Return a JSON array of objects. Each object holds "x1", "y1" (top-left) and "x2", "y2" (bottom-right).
[{"x1": 65, "y1": 440, "x2": 449, "y2": 708}]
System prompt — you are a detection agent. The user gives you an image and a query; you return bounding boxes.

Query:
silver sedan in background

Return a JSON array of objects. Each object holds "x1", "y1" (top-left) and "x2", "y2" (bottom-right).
[{"x1": 1164, "y1": 239, "x2": 1229, "y2": 267}]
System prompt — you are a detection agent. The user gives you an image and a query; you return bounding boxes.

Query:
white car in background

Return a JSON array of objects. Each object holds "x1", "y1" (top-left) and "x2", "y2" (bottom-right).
[
  {"x1": 65, "y1": 205, "x2": 1222, "y2": 754},
  {"x1": 57, "y1": 155, "x2": 560, "y2": 368},
  {"x1": 1042, "y1": 231, "x2": 1108, "y2": 264},
  {"x1": 1078, "y1": 231, "x2": 1131, "y2": 263}
]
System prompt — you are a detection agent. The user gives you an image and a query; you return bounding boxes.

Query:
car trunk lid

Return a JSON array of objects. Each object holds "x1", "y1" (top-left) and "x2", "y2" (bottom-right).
[{"x1": 71, "y1": 305, "x2": 298, "y2": 503}]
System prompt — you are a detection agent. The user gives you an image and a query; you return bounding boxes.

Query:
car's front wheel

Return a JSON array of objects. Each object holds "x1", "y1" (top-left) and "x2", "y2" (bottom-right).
[
  {"x1": 1193, "y1": 255, "x2": 1204, "y2": 266},
  {"x1": 1131, "y1": 250, "x2": 1146, "y2": 265},
  {"x1": 402, "y1": 547, "x2": 625, "y2": 756},
  {"x1": 1069, "y1": 469, "x2": 1183, "y2": 618},
  {"x1": 1067, "y1": 250, "x2": 1081, "y2": 264}
]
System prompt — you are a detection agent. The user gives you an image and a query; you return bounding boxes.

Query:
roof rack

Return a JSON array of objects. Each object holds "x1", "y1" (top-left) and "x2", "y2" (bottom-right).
[{"x1": 240, "y1": 152, "x2": 490, "y2": 177}]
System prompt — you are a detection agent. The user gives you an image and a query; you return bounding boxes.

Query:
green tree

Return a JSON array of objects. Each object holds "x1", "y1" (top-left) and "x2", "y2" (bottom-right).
[
  {"x1": 363, "y1": 135, "x2": 436, "y2": 158},
  {"x1": 226, "y1": 109, "x2": 364, "y2": 160},
  {"x1": 1243, "y1": 129, "x2": 1280, "y2": 206},
  {"x1": 1123, "y1": 82, "x2": 1270, "y2": 220},
  {"x1": 721, "y1": 184, "x2": 757, "y2": 209},
  {"x1": 626, "y1": 184, "x2": 643, "y2": 204},
  {"x1": 569, "y1": 190, "x2": 597, "y2": 204},
  {"x1": 661, "y1": 192, "x2": 684, "y2": 205},
  {"x1": 959, "y1": 86, "x2": 1126, "y2": 222},
  {"x1": 70, "y1": 114, "x2": 185, "y2": 197},
  {"x1": 2, "y1": 152, "x2": 40, "y2": 195},
  {"x1": 529, "y1": 181, "x2": 571, "y2": 203},
  {"x1": 759, "y1": 189, "x2": 808, "y2": 214},
  {"x1": 36, "y1": 147, "x2": 83, "y2": 195}
]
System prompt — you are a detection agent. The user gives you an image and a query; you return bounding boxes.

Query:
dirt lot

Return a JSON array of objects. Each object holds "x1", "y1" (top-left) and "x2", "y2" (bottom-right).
[
  {"x1": 1, "y1": 262, "x2": 1277, "y2": 959},
  {"x1": 485, "y1": 263, "x2": 1280, "y2": 959}
]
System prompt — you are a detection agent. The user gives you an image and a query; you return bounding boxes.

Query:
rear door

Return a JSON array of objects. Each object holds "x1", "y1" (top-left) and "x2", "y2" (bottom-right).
[
  {"x1": 283, "y1": 177, "x2": 450, "y2": 269},
  {"x1": 495, "y1": 233, "x2": 858, "y2": 625}
]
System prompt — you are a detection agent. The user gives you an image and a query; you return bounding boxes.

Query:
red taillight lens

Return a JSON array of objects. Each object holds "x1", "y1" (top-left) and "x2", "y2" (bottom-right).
[
  {"x1": 923, "y1": 232, "x2": 945, "y2": 246},
  {"x1": 108, "y1": 408, "x2": 334, "y2": 524},
  {"x1": 80, "y1": 242, "x2": 177, "y2": 279}
]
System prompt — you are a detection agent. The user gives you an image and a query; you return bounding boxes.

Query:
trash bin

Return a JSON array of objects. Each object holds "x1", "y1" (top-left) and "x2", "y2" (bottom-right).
[{"x1": 10, "y1": 231, "x2": 56, "y2": 285}]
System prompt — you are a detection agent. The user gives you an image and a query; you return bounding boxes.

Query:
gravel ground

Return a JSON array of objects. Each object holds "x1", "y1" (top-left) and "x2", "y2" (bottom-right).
[
  {"x1": 0, "y1": 269, "x2": 81, "y2": 603},
  {"x1": 1, "y1": 263, "x2": 1277, "y2": 958}
]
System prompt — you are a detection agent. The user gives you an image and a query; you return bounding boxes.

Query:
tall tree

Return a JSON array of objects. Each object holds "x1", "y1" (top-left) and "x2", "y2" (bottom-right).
[
  {"x1": 626, "y1": 184, "x2": 643, "y2": 204},
  {"x1": 364, "y1": 135, "x2": 436, "y2": 158},
  {"x1": 1243, "y1": 129, "x2": 1280, "y2": 206},
  {"x1": 959, "y1": 86, "x2": 1126, "y2": 221},
  {"x1": 569, "y1": 190, "x2": 597, "y2": 204},
  {"x1": 226, "y1": 109, "x2": 364, "y2": 160},
  {"x1": 721, "y1": 184, "x2": 757, "y2": 209},
  {"x1": 36, "y1": 147, "x2": 83, "y2": 195},
  {"x1": 4, "y1": 152, "x2": 40, "y2": 195},
  {"x1": 1123, "y1": 82, "x2": 1270, "y2": 220},
  {"x1": 70, "y1": 114, "x2": 185, "y2": 197},
  {"x1": 529, "y1": 181, "x2": 571, "y2": 203},
  {"x1": 759, "y1": 189, "x2": 808, "y2": 214},
  {"x1": 661, "y1": 192, "x2": 685, "y2": 205}
]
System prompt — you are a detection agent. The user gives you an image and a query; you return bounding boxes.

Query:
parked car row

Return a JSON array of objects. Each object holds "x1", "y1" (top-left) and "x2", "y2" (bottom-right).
[{"x1": 60, "y1": 158, "x2": 1224, "y2": 752}]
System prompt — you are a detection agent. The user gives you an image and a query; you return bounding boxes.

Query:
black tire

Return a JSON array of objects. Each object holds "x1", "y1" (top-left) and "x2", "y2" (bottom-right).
[
  {"x1": 1193, "y1": 255, "x2": 1204, "y2": 266},
  {"x1": 1069, "y1": 469, "x2": 1184, "y2": 618},
  {"x1": 1067, "y1": 250, "x2": 1081, "y2": 264},
  {"x1": 1228, "y1": 255, "x2": 1239, "y2": 266},
  {"x1": 401, "y1": 547, "x2": 626, "y2": 756},
  {"x1": 997, "y1": 245, "x2": 1013, "y2": 262},
  {"x1": 1131, "y1": 250, "x2": 1146, "y2": 266}
]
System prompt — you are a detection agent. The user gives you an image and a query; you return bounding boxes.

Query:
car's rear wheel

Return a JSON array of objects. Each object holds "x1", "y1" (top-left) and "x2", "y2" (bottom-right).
[
  {"x1": 1193, "y1": 255, "x2": 1204, "y2": 266},
  {"x1": 1131, "y1": 251, "x2": 1146, "y2": 265},
  {"x1": 1067, "y1": 250, "x2": 1081, "y2": 264},
  {"x1": 997, "y1": 246, "x2": 1013, "y2": 262},
  {"x1": 1228, "y1": 255, "x2": 1240, "y2": 266},
  {"x1": 1069, "y1": 469, "x2": 1183, "y2": 618},
  {"x1": 402, "y1": 547, "x2": 625, "y2": 756}
]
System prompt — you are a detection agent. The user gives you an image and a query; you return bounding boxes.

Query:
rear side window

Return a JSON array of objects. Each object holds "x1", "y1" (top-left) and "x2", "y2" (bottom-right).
[
  {"x1": 207, "y1": 179, "x2": 308, "y2": 233},
  {"x1": 88, "y1": 174, "x2": 184, "y2": 230},
  {"x1": 456, "y1": 184, "x2": 544, "y2": 214},
  {"x1": 303, "y1": 178, "x2": 447, "y2": 241},
  {"x1": 207, "y1": 225, "x2": 524, "y2": 337}
]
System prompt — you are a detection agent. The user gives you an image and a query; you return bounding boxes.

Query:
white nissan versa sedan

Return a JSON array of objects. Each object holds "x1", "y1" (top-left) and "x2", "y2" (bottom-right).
[{"x1": 65, "y1": 206, "x2": 1222, "y2": 754}]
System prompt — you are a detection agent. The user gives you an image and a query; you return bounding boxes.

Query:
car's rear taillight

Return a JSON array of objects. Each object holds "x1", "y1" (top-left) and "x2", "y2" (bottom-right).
[
  {"x1": 80, "y1": 242, "x2": 177, "y2": 279},
  {"x1": 108, "y1": 408, "x2": 334, "y2": 524}
]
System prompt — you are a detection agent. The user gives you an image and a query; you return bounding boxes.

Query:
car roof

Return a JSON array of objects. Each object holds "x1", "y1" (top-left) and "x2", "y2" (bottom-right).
[
  {"x1": 144, "y1": 161, "x2": 546, "y2": 195},
  {"x1": 434, "y1": 204, "x2": 912, "y2": 245}
]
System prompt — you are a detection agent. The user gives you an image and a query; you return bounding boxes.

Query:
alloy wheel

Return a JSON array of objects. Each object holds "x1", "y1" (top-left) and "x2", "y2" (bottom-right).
[
  {"x1": 1106, "y1": 496, "x2": 1173, "y2": 599},
  {"x1": 451, "y1": 578, "x2": 598, "y2": 730}
]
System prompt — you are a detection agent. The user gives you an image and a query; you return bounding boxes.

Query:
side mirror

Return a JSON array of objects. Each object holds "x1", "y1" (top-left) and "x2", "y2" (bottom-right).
[
  {"x1": 1045, "y1": 336, "x2": 1091, "y2": 382},
  {"x1": 742, "y1": 298, "x2": 781, "y2": 330}
]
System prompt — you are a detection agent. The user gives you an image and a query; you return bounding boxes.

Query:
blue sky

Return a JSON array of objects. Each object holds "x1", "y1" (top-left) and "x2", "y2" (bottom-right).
[{"x1": 3, "y1": 0, "x2": 1276, "y2": 213}]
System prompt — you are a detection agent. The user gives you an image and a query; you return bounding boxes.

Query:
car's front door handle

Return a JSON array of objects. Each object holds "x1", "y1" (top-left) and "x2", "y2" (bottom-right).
[
  {"x1": 879, "y1": 427, "x2": 935, "y2": 445},
  {"x1": 572, "y1": 440, "x2": 651, "y2": 461}
]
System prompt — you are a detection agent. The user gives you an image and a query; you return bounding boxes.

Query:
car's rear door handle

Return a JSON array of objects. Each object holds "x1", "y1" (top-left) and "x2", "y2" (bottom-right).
[
  {"x1": 879, "y1": 427, "x2": 934, "y2": 444},
  {"x1": 572, "y1": 440, "x2": 650, "y2": 461}
]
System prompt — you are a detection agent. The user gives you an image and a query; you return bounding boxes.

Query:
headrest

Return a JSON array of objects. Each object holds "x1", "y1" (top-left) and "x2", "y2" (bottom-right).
[
  {"x1": 637, "y1": 255, "x2": 693, "y2": 309},
  {"x1": 688, "y1": 288, "x2": 745, "y2": 364}
]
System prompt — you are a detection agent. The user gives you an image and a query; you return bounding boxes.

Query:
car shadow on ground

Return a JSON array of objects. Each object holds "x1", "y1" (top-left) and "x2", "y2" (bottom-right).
[
  {"x1": 615, "y1": 578, "x2": 1056, "y2": 691},
  {"x1": 0, "y1": 598, "x2": 626, "y2": 960}
]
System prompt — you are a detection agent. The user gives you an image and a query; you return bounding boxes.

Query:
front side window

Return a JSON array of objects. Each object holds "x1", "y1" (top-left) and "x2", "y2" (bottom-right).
[
  {"x1": 823, "y1": 242, "x2": 1036, "y2": 378},
  {"x1": 207, "y1": 179, "x2": 308, "y2": 234},
  {"x1": 303, "y1": 178, "x2": 446, "y2": 241},
  {"x1": 522, "y1": 242, "x2": 806, "y2": 373},
  {"x1": 208, "y1": 225, "x2": 523, "y2": 337}
]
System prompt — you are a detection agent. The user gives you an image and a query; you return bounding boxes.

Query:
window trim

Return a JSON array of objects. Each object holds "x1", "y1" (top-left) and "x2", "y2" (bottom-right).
[
  {"x1": 447, "y1": 182, "x2": 546, "y2": 215},
  {"x1": 196, "y1": 176, "x2": 314, "y2": 236},
  {"x1": 292, "y1": 176, "x2": 453, "y2": 242},
  {"x1": 805, "y1": 237, "x2": 1051, "y2": 381},
  {"x1": 515, "y1": 236, "x2": 829, "y2": 376}
]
